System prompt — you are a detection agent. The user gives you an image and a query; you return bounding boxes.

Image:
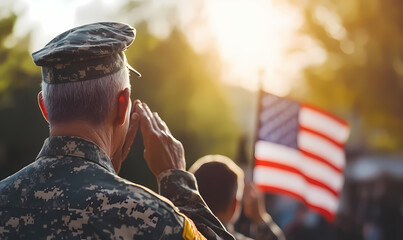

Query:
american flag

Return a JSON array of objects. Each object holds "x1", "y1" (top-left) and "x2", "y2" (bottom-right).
[{"x1": 253, "y1": 92, "x2": 349, "y2": 221}]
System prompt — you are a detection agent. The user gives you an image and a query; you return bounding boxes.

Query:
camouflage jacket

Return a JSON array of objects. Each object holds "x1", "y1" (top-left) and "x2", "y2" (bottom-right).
[{"x1": 0, "y1": 136, "x2": 234, "y2": 240}]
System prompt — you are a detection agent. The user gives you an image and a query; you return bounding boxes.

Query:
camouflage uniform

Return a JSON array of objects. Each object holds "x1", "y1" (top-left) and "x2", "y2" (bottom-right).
[
  {"x1": 0, "y1": 22, "x2": 234, "y2": 239},
  {"x1": 32, "y1": 22, "x2": 141, "y2": 83},
  {"x1": 0, "y1": 136, "x2": 232, "y2": 239}
]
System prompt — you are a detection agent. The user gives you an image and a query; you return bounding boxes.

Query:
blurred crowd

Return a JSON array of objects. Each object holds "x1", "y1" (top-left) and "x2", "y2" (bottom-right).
[{"x1": 232, "y1": 158, "x2": 403, "y2": 240}]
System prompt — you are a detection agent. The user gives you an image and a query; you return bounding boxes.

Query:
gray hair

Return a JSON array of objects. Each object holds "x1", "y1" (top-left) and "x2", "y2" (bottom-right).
[{"x1": 41, "y1": 68, "x2": 130, "y2": 125}]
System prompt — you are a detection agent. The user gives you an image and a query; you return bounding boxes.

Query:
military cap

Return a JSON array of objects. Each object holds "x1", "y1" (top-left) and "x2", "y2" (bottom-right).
[{"x1": 32, "y1": 22, "x2": 141, "y2": 84}]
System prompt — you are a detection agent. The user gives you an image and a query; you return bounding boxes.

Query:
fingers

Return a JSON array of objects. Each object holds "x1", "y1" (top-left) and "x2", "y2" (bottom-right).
[
  {"x1": 136, "y1": 102, "x2": 154, "y2": 134},
  {"x1": 143, "y1": 103, "x2": 160, "y2": 131},
  {"x1": 153, "y1": 112, "x2": 171, "y2": 134},
  {"x1": 135, "y1": 101, "x2": 169, "y2": 135},
  {"x1": 131, "y1": 99, "x2": 141, "y2": 114}
]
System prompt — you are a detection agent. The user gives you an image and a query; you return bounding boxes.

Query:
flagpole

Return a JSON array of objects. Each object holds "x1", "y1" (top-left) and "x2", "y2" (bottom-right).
[{"x1": 249, "y1": 69, "x2": 265, "y2": 183}]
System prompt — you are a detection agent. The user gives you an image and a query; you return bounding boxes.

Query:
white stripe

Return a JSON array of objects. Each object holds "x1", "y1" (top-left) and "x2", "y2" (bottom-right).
[
  {"x1": 298, "y1": 130, "x2": 346, "y2": 169},
  {"x1": 300, "y1": 107, "x2": 349, "y2": 144},
  {"x1": 301, "y1": 155, "x2": 344, "y2": 191},
  {"x1": 254, "y1": 165, "x2": 305, "y2": 195},
  {"x1": 255, "y1": 141, "x2": 301, "y2": 165},
  {"x1": 255, "y1": 141, "x2": 343, "y2": 192},
  {"x1": 253, "y1": 166, "x2": 338, "y2": 213}
]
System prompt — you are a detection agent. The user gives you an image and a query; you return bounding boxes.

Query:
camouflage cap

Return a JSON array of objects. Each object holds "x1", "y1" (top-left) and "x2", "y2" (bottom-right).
[{"x1": 32, "y1": 22, "x2": 141, "y2": 84}]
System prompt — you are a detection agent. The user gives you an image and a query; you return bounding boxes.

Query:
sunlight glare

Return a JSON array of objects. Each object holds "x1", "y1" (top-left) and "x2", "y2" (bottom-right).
[
  {"x1": 200, "y1": 0, "x2": 304, "y2": 96},
  {"x1": 10, "y1": 0, "x2": 324, "y2": 97}
]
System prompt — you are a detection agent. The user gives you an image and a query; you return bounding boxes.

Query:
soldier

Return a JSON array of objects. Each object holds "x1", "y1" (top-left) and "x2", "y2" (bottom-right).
[
  {"x1": 0, "y1": 22, "x2": 234, "y2": 240},
  {"x1": 189, "y1": 155, "x2": 285, "y2": 240}
]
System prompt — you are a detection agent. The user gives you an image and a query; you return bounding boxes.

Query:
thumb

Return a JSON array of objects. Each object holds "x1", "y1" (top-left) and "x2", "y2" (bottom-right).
[
  {"x1": 122, "y1": 112, "x2": 140, "y2": 157},
  {"x1": 136, "y1": 103, "x2": 155, "y2": 140}
]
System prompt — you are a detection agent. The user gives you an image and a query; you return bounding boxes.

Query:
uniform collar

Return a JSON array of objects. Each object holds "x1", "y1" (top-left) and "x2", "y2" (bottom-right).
[{"x1": 36, "y1": 136, "x2": 116, "y2": 174}]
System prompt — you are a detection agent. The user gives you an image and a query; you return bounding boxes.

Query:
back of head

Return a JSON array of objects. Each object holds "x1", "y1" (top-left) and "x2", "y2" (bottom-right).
[
  {"x1": 32, "y1": 22, "x2": 141, "y2": 125},
  {"x1": 41, "y1": 68, "x2": 129, "y2": 125},
  {"x1": 189, "y1": 155, "x2": 244, "y2": 215}
]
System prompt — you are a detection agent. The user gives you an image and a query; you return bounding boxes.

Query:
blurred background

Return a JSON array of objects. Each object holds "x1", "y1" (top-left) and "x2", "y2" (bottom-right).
[{"x1": 0, "y1": 0, "x2": 402, "y2": 239}]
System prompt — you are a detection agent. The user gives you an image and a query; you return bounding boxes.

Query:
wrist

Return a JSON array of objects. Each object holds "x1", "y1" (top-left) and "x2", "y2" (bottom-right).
[
  {"x1": 157, "y1": 169, "x2": 188, "y2": 183},
  {"x1": 157, "y1": 169, "x2": 196, "y2": 198}
]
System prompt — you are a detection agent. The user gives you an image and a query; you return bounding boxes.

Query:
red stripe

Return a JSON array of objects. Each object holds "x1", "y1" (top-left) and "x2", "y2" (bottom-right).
[
  {"x1": 298, "y1": 149, "x2": 343, "y2": 173},
  {"x1": 299, "y1": 126, "x2": 344, "y2": 149},
  {"x1": 301, "y1": 103, "x2": 348, "y2": 127},
  {"x1": 254, "y1": 158, "x2": 339, "y2": 197},
  {"x1": 255, "y1": 158, "x2": 300, "y2": 175},
  {"x1": 256, "y1": 184, "x2": 335, "y2": 222}
]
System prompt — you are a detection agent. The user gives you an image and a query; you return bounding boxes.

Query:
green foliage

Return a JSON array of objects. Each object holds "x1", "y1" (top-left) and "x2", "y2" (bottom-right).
[
  {"x1": 0, "y1": 14, "x2": 47, "y2": 178},
  {"x1": 0, "y1": 14, "x2": 41, "y2": 108},
  {"x1": 288, "y1": 0, "x2": 403, "y2": 152}
]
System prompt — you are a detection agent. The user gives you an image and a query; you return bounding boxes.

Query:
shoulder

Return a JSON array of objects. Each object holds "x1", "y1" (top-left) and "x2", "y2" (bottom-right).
[
  {"x1": 109, "y1": 174, "x2": 183, "y2": 216},
  {"x1": 1, "y1": 158, "x2": 187, "y2": 239},
  {"x1": 81, "y1": 174, "x2": 187, "y2": 238}
]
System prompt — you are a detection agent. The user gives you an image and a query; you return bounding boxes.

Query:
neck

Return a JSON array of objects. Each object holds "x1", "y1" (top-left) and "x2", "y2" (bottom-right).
[
  {"x1": 215, "y1": 211, "x2": 230, "y2": 226},
  {"x1": 49, "y1": 120, "x2": 112, "y2": 157}
]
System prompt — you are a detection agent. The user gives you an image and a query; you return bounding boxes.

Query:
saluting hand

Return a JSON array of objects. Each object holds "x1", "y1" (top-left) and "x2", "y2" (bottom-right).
[{"x1": 135, "y1": 101, "x2": 186, "y2": 177}]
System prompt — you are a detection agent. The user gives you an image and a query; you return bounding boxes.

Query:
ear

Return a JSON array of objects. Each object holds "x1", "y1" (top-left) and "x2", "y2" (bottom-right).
[
  {"x1": 37, "y1": 91, "x2": 49, "y2": 123},
  {"x1": 230, "y1": 199, "x2": 238, "y2": 215},
  {"x1": 229, "y1": 199, "x2": 242, "y2": 223},
  {"x1": 116, "y1": 88, "x2": 131, "y2": 126}
]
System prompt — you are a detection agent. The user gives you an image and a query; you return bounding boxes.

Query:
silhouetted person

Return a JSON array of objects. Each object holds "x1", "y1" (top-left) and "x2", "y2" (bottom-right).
[{"x1": 190, "y1": 155, "x2": 285, "y2": 240}]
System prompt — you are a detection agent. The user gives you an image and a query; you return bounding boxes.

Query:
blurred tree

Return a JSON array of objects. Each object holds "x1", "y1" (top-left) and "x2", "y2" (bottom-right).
[
  {"x1": 0, "y1": 14, "x2": 40, "y2": 107},
  {"x1": 0, "y1": 13, "x2": 46, "y2": 179},
  {"x1": 287, "y1": 0, "x2": 403, "y2": 152}
]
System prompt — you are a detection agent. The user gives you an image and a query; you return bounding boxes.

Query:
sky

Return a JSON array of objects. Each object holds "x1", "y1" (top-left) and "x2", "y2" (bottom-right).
[{"x1": 3, "y1": 0, "x2": 327, "y2": 96}]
